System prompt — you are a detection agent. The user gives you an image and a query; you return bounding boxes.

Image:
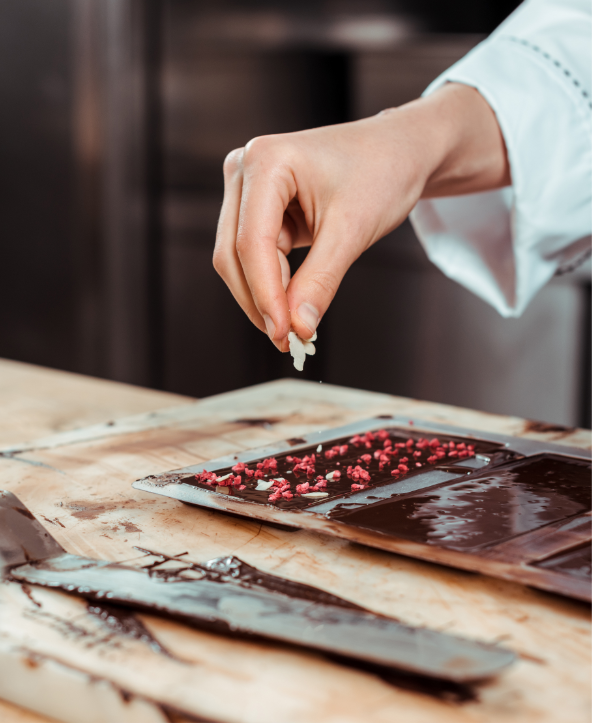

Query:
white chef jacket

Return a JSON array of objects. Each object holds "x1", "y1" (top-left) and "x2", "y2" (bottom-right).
[{"x1": 409, "y1": 0, "x2": 592, "y2": 317}]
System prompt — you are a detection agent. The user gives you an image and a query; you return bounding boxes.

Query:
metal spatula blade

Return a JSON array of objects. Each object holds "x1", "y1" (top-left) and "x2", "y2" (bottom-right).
[{"x1": 1, "y1": 490, "x2": 515, "y2": 682}]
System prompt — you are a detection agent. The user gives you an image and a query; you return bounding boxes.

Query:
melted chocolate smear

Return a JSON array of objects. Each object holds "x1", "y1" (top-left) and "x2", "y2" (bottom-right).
[
  {"x1": 524, "y1": 420, "x2": 576, "y2": 435},
  {"x1": 330, "y1": 655, "x2": 477, "y2": 703},
  {"x1": 334, "y1": 455, "x2": 591, "y2": 551},
  {"x1": 87, "y1": 602, "x2": 176, "y2": 658},
  {"x1": 232, "y1": 418, "x2": 281, "y2": 427},
  {"x1": 181, "y1": 428, "x2": 504, "y2": 511},
  {"x1": 133, "y1": 547, "x2": 365, "y2": 610},
  {"x1": 533, "y1": 542, "x2": 592, "y2": 580}
]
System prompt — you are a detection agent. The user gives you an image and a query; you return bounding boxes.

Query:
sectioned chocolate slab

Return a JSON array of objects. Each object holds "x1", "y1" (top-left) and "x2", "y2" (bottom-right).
[{"x1": 133, "y1": 416, "x2": 592, "y2": 603}]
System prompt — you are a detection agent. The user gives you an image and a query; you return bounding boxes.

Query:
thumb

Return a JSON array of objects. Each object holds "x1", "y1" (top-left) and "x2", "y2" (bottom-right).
[{"x1": 286, "y1": 224, "x2": 363, "y2": 339}]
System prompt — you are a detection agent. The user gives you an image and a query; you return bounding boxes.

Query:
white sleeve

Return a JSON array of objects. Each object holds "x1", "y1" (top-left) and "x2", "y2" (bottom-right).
[{"x1": 408, "y1": 0, "x2": 592, "y2": 317}]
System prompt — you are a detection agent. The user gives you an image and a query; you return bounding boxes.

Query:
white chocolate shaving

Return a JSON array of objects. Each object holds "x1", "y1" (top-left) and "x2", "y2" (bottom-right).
[
  {"x1": 288, "y1": 330, "x2": 316, "y2": 372},
  {"x1": 254, "y1": 480, "x2": 275, "y2": 491},
  {"x1": 215, "y1": 473, "x2": 232, "y2": 483},
  {"x1": 316, "y1": 444, "x2": 322, "y2": 453},
  {"x1": 255, "y1": 477, "x2": 285, "y2": 492},
  {"x1": 301, "y1": 492, "x2": 328, "y2": 498},
  {"x1": 325, "y1": 471, "x2": 338, "y2": 481}
]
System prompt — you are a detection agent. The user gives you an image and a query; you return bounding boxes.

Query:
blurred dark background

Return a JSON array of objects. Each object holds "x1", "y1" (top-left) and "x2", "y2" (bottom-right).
[{"x1": 1, "y1": 0, "x2": 590, "y2": 427}]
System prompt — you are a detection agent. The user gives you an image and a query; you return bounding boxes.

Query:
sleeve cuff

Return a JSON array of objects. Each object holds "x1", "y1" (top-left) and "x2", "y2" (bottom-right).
[{"x1": 410, "y1": 33, "x2": 592, "y2": 317}]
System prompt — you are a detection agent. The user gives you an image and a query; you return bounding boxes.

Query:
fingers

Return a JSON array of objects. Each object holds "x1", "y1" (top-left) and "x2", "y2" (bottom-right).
[
  {"x1": 287, "y1": 214, "x2": 364, "y2": 340},
  {"x1": 235, "y1": 137, "x2": 298, "y2": 343},
  {"x1": 214, "y1": 148, "x2": 267, "y2": 333}
]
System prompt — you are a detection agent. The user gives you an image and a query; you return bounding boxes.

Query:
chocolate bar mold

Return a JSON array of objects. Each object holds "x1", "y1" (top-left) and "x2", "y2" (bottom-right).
[{"x1": 133, "y1": 416, "x2": 592, "y2": 602}]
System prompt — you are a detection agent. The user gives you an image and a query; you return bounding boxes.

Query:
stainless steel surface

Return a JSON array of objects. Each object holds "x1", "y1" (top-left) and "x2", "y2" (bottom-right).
[{"x1": 1, "y1": 490, "x2": 515, "y2": 682}]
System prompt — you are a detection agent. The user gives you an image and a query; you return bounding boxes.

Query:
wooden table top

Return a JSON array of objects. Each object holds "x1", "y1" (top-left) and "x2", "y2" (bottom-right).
[{"x1": 0, "y1": 357, "x2": 590, "y2": 723}]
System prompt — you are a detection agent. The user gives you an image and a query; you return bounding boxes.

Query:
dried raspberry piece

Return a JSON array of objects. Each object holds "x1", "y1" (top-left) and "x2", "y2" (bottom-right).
[
  {"x1": 350, "y1": 465, "x2": 368, "y2": 481},
  {"x1": 268, "y1": 492, "x2": 280, "y2": 502},
  {"x1": 376, "y1": 429, "x2": 389, "y2": 440},
  {"x1": 448, "y1": 450, "x2": 458, "y2": 458},
  {"x1": 254, "y1": 469, "x2": 264, "y2": 479},
  {"x1": 232, "y1": 462, "x2": 246, "y2": 473},
  {"x1": 383, "y1": 438, "x2": 392, "y2": 448},
  {"x1": 427, "y1": 455, "x2": 438, "y2": 464},
  {"x1": 400, "y1": 456, "x2": 409, "y2": 464},
  {"x1": 398, "y1": 464, "x2": 409, "y2": 473},
  {"x1": 324, "y1": 449, "x2": 337, "y2": 459},
  {"x1": 313, "y1": 480, "x2": 327, "y2": 489},
  {"x1": 458, "y1": 450, "x2": 469, "y2": 458},
  {"x1": 326, "y1": 470, "x2": 341, "y2": 481},
  {"x1": 413, "y1": 451, "x2": 422, "y2": 458},
  {"x1": 351, "y1": 483, "x2": 367, "y2": 491},
  {"x1": 282, "y1": 491, "x2": 293, "y2": 499},
  {"x1": 395, "y1": 442, "x2": 406, "y2": 449},
  {"x1": 429, "y1": 438, "x2": 440, "y2": 448},
  {"x1": 456, "y1": 443, "x2": 466, "y2": 450},
  {"x1": 360, "y1": 454, "x2": 372, "y2": 464},
  {"x1": 391, "y1": 468, "x2": 400, "y2": 476},
  {"x1": 296, "y1": 482, "x2": 310, "y2": 494},
  {"x1": 406, "y1": 438, "x2": 415, "y2": 447},
  {"x1": 350, "y1": 435, "x2": 363, "y2": 446},
  {"x1": 339, "y1": 445, "x2": 348, "y2": 455},
  {"x1": 245, "y1": 468, "x2": 254, "y2": 478}
]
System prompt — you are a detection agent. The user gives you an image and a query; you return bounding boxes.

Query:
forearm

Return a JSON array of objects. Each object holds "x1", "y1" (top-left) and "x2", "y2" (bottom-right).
[{"x1": 377, "y1": 82, "x2": 511, "y2": 203}]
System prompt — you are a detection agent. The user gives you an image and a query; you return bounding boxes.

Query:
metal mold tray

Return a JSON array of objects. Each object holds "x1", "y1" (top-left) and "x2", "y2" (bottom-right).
[{"x1": 133, "y1": 416, "x2": 591, "y2": 602}]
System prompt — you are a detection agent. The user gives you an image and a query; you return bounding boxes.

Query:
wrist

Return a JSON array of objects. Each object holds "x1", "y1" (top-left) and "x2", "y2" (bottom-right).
[{"x1": 417, "y1": 83, "x2": 511, "y2": 197}]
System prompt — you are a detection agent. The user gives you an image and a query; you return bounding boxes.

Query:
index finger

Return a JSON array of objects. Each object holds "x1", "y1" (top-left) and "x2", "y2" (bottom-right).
[{"x1": 236, "y1": 137, "x2": 297, "y2": 343}]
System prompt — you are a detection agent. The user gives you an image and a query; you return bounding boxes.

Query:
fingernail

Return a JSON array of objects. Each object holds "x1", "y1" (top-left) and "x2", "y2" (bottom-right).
[
  {"x1": 296, "y1": 302, "x2": 319, "y2": 336},
  {"x1": 263, "y1": 314, "x2": 276, "y2": 340}
]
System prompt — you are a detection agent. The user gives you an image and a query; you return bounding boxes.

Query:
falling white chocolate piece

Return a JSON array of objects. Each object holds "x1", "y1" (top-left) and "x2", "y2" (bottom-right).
[{"x1": 288, "y1": 330, "x2": 316, "y2": 372}]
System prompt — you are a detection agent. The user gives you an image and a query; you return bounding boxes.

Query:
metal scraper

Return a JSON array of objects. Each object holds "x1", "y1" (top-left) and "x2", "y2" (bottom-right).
[{"x1": 0, "y1": 490, "x2": 515, "y2": 683}]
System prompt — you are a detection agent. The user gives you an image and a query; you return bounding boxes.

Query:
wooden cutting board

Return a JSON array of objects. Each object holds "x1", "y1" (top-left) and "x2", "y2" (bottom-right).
[{"x1": 0, "y1": 359, "x2": 590, "y2": 723}]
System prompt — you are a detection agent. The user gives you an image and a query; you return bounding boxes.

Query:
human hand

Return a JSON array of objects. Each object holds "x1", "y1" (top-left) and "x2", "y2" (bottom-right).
[{"x1": 213, "y1": 84, "x2": 509, "y2": 350}]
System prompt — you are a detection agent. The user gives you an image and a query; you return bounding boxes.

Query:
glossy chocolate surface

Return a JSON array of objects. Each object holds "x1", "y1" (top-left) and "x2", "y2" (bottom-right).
[
  {"x1": 180, "y1": 428, "x2": 504, "y2": 511},
  {"x1": 333, "y1": 455, "x2": 591, "y2": 551},
  {"x1": 533, "y1": 542, "x2": 592, "y2": 580}
]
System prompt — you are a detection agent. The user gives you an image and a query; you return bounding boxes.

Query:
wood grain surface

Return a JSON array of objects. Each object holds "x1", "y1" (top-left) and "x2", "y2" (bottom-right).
[
  {"x1": 0, "y1": 358, "x2": 590, "y2": 723},
  {"x1": 0, "y1": 358, "x2": 191, "y2": 446}
]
